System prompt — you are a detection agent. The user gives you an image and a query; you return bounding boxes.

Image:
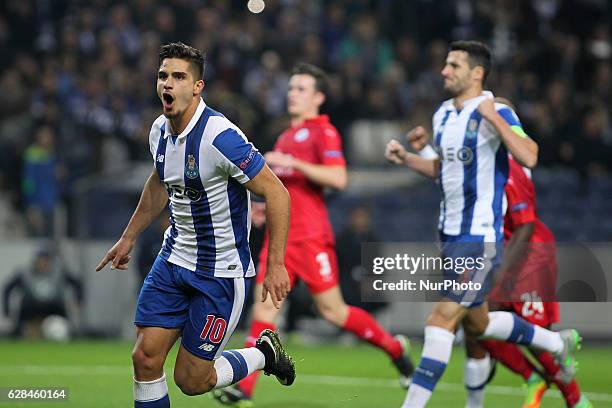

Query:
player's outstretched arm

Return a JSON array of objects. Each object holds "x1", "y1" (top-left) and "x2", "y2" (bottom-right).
[
  {"x1": 244, "y1": 165, "x2": 291, "y2": 308},
  {"x1": 96, "y1": 167, "x2": 168, "y2": 272},
  {"x1": 265, "y1": 151, "x2": 347, "y2": 190},
  {"x1": 478, "y1": 98, "x2": 539, "y2": 169},
  {"x1": 385, "y1": 139, "x2": 439, "y2": 178}
]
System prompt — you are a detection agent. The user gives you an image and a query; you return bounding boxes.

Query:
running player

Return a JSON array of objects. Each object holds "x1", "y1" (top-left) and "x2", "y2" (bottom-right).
[
  {"x1": 385, "y1": 40, "x2": 581, "y2": 407},
  {"x1": 96, "y1": 42, "x2": 295, "y2": 408},
  {"x1": 213, "y1": 62, "x2": 413, "y2": 407}
]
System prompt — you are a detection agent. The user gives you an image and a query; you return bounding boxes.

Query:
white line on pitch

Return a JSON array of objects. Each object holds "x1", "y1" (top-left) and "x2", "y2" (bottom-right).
[{"x1": 0, "y1": 366, "x2": 611, "y2": 402}]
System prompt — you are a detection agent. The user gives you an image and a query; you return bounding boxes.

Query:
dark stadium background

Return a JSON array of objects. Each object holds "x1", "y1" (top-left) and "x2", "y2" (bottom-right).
[{"x1": 0, "y1": 1, "x2": 611, "y2": 407}]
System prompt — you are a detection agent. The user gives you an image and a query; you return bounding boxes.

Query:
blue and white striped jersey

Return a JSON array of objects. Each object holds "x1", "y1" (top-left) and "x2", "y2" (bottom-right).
[
  {"x1": 432, "y1": 91, "x2": 522, "y2": 241},
  {"x1": 148, "y1": 99, "x2": 264, "y2": 278}
]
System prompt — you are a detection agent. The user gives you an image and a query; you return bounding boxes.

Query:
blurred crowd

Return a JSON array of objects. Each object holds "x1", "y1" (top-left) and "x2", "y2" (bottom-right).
[{"x1": 0, "y1": 0, "x2": 611, "y2": 238}]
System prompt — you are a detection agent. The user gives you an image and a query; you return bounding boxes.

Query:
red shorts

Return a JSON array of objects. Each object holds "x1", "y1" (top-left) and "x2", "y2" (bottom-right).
[
  {"x1": 257, "y1": 239, "x2": 338, "y2": 294},
  {"x1": 498, "y1": 301, "x2": 560, "y2": 327},
  {"x1": 491, "y1": 243, "x2": 557, "y2": 303}
]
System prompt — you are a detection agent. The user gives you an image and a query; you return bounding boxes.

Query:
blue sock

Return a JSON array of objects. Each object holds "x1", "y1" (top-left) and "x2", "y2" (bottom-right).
[
  {"x1": 135, "y1": 395, "x2": 169, "y2": 408},
  {"x1": 402, "y1": 326, "x2": 455, "y2": 407},
  {"x1": 134, "y1": 373, "x2": 170, "y2": 407}
]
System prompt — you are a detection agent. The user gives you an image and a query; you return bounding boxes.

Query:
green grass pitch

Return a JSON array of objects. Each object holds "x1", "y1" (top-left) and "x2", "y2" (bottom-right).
[{"x1": 1, "y1": 338, "x2": 611, "y2": 407}]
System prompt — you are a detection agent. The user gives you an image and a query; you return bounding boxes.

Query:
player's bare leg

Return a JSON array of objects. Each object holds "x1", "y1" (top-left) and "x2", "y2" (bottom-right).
[
  {"x1": 132, "y1": 326, "x2": 181, "y2": 407},
  {"x1": 174, "y1": 346, "x2": 218, "y2": 395},
  {"x1": 313, "y1": 285, "x2": 414, "y2": 387}
]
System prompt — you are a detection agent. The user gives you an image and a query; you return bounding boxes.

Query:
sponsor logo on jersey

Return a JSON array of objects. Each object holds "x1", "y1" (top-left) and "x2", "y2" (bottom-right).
[
  {"x1": 457, "y1": 146, "x2": 474, "y2": 164},
  {"x1": 294, "y1": 128, "x2": 310, "y2": 142},
  {"x1": 185, "y1": 154, "x2": 199, "y2": 179},
  {"x1": 157, "y1": 154, "x2": 165, "y2": 163}
]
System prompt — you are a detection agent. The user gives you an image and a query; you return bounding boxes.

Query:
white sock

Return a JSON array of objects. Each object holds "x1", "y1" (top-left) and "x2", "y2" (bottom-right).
[
  {"x1": 482, "y1": 311, "x2": 513, "y2": 339},
  {"x1": 464, "y1": 356, "x2": 490, "y2": 408},
  {"x1": 133, "y1": 373, "x2": 168, "y2": 403},
  {"x1": 213, "y1": 348, "x2": 265, "y2": 389},
  {"x1": 483, "y1": 312, "x2": 563, "y2": 354},
  {"x1": 402, "y1": 326, "x2": 455, "y2": 408},
  {"x1": 532, "y1": 325, "x2": 564, "y2": 354}
]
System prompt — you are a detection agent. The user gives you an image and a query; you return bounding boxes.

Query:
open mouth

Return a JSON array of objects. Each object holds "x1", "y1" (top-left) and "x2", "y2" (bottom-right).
[{"x1": 162, "y1": 93, "x2": 174, "y2": 109}]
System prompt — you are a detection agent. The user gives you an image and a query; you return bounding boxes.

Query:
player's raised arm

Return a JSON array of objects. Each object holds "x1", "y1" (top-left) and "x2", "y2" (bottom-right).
[
  {"x1": 244, "y1": 165, "x2": 291, "y2": 308},
  {"x1": 385, "y1": 127, "x2": 440, "y2": 178},
  {"x1": 477, "y1": 98, "x2": 539, "y2": 169},
  {"x1": 95, "y1": 167, "x2": 168, "y2": 272}
]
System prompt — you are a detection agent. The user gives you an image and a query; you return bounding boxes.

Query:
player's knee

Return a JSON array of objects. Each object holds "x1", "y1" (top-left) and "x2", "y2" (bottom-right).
[
  {"x1": 463, "y1": 318, "x2": 488, "y2": 337},
  {"x1": 317, "y1": 303, "x2": 345, "y2": 326},
  {"x1": 131, "y1": 347, "x2": 162, "y2": 374},
  {"x1": 426, "y1": 310, "x2": 456, "y2": 331}
]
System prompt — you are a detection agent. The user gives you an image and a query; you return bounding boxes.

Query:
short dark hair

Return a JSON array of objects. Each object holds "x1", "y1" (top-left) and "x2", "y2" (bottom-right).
[
  {"x1": 290, "y1": 62, "x2": 329, "y2": 96},
  {"x1": 449, "y1": 40, "x2": 492, "y2": 83},
  {"x1": 158, "y1": 42, "x2": 205, "y2": 80}
]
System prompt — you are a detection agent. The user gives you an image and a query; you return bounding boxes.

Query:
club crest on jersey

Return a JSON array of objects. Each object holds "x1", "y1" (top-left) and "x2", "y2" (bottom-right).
[
  {"x1": 466, "y1": 118, "x2": 480, "y2": 139},
  {"x1": 185, "y1": 154, "x2": 199, "y2": 179},
  {"x1": 294, "y1": 128, "x2": 309, "y2": 142}
]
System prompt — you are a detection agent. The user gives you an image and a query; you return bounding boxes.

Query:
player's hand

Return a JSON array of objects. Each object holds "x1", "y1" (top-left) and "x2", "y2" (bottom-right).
[
  {"x1": 477, "y1": 97, "x2": 497, "y2": 121},
  {"x1": 262, "y1": 263, "x2": 291, "y2": 309},
  {"x1": 95, "y1": 237, "x2": 135, "y2": 271},
  {"x1": 264, "y1": 151, "x2": 295, "y2": 169},
  {"x1": 385, "y1": 139, "x2": 407, "y2": 165},
  {"x1": 406, "y1": 126, "x2": 430, "y2": 151}
]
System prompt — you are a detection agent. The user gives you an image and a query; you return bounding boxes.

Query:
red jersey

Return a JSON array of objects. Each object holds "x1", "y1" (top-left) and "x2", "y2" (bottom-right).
[
  {"x1": 504, "y1": 158, "x2": 554, "y2": 243},
  {"x1": 497, "y1": 158, "x2": 559, "y2": 323},
  {"x1": 271, "y1": 115, "x2": 346, "y2": 243}
]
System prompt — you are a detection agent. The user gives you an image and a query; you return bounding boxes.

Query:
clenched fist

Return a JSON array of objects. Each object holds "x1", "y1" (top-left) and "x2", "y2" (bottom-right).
[{"x1": 385, "y1": 139, "x2": 407, "y2": 165}]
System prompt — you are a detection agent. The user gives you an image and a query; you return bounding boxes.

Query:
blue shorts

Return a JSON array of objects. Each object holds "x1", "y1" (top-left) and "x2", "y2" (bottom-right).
[
  {"x1": 439, "y1": 233, "x2": 502, "y2": 308},
  {"x1": 135, "y1": 256, "x2": 252, "y2": 360}
]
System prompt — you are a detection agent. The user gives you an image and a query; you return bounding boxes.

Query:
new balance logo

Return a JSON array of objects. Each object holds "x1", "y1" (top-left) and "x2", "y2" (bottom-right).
[
  {"x1": 199, "y1": 343, "x2": 215, "y2": 352},
  {"x1": 157, "y1": 154, "x2": 165, "y2": 163}
]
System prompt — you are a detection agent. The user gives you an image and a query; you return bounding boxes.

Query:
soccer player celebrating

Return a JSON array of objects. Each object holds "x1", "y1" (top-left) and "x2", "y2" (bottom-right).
[
  {"x1": 213, "y1": 63, "x2": 413, "y2": 406},
  {"x1": 96, "y1": 42, "x2": 295, "y2": 408},
  {"x1": 385, "y1": 41, "x2": 581, "y2": 407}
]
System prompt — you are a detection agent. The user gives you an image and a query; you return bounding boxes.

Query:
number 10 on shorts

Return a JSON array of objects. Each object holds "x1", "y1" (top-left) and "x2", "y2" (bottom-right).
[{"x1": 199, "y1": 315, "x2": 227, "y2": 343}]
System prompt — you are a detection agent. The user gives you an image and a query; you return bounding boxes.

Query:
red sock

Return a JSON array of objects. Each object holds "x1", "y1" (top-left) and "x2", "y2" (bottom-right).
[
  {"x1": 342, "y1": 306, "x2": 402, "y2": 359},
  {"x1": 238, "y1": 320, "x2": 276, "y2": 397},
  {"x1": 480, "y1": 340, "x2": 535, "y2": 381},
  {"x1": 535, "y1": 352, "x2": 581, "y2": 406}
]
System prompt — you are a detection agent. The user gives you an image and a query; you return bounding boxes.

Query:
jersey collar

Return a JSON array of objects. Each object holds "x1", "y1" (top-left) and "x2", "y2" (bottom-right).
[
  {"x1": 444, "y1": 90, "x2": 494, "y2": 112},
  {"x1": 293, "y1": 114, "x2": 329, "y2": 128},
  {"x1": 459, "y1": 90, "x2": 494, "y2": 110},
  {"x1": 164, "y1": 98, "x2": 206, "y2": 139}
]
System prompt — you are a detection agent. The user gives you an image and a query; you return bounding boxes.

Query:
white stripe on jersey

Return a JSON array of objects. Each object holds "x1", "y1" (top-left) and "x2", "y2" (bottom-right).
[
  {"x1": 148, "y1": 99, "x2": 263, "y2": 278},
  {"x1": 432, "y1": 91, "x2": 510, "y2": 241}
]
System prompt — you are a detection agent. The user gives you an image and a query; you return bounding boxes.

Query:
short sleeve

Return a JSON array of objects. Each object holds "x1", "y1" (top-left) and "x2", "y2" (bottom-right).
[
  {"x1": 212, "y1": 128, "x2": 265, "y2": 184},
  {"x1": 316, "y1": 126, "x2": 346, "y2": 166},
  {"x1": 497, "y1": 107, "x2": 528, "y2": 138},
  {"x1": 148, "y1": 118, "x2": 165, "y2": 162}
]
